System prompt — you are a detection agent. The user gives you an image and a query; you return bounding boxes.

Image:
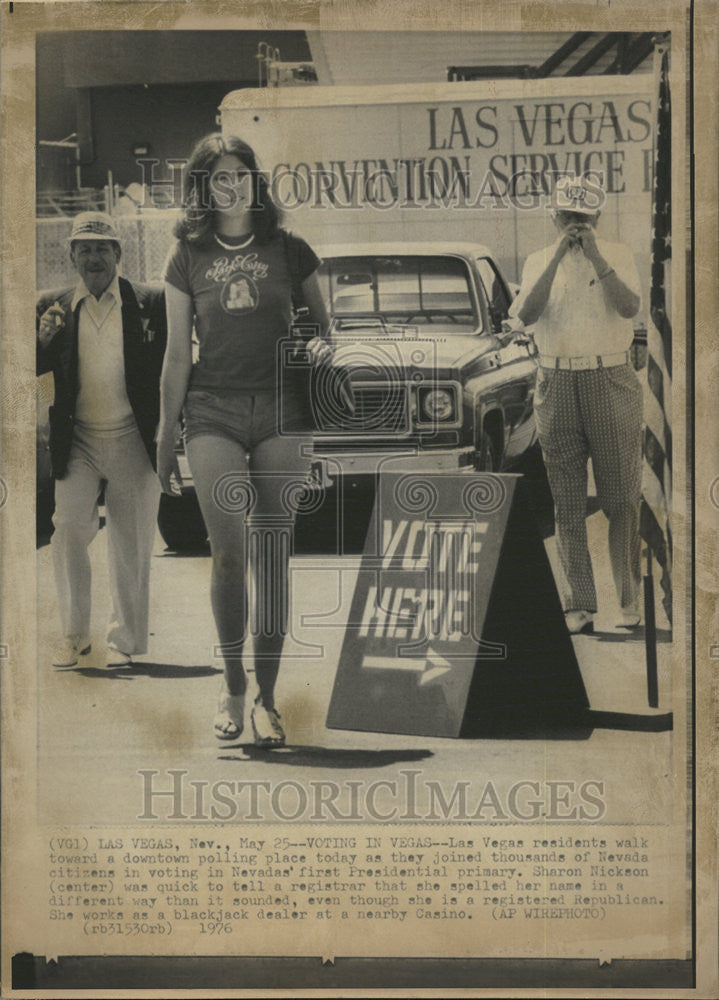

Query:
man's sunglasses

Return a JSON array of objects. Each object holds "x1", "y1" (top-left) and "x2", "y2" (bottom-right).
[{"x1": 555, "y1": 211, "x2": 596, "y2": 226}]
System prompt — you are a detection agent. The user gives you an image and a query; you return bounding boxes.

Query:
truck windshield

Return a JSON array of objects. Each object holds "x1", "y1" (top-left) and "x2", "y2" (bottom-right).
[{"x1": 317, "y1": 254, "x2": 479, "y2": 335}]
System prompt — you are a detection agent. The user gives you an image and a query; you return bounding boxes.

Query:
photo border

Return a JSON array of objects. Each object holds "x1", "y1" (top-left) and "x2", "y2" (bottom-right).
[{"x1": 2, "y1": 0, "x2": 716, "y2": 996}]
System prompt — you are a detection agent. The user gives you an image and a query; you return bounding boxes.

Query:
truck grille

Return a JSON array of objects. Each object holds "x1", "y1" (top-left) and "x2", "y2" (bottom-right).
[{"x1": 317, "y1": 383, "x2": 409, "y2": 435}]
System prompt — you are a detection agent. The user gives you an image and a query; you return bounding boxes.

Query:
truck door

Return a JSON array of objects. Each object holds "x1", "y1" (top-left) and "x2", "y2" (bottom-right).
[{"x1": 475, "y1": 256, "x2": 536, "y2": 439}]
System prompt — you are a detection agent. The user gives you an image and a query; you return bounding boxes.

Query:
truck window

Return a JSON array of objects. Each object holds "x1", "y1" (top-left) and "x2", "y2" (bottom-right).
[
  {"x1": 317, "y1": 254, "x2": 480, "y2": 334},
  {"x1": 476, "y1": 257, "x2": 512, "y2": 335}
]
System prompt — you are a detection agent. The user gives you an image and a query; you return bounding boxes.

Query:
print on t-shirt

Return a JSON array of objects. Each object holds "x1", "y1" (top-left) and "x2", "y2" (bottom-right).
[
  {"x1": 205, "y1": 252, "x2": 269, "y2": 317},
  {"x1": 222, "y1": 274, "x2": 258, "y2": 314}
]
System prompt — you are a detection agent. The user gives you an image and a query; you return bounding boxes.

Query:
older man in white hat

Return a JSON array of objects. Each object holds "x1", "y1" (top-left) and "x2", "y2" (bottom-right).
[
  {"x1": 510, "y1": 175, "x2": 643, "y2": 635},
  {"x1": 37, "y1": 211, "x2": 167, "y2": 667}
]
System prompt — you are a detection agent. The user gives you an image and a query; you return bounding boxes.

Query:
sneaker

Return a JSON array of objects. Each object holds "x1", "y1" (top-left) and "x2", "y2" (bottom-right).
[
  {"x1": 214, "y1": 689, "x2": 245, "y2": 742},
  {"x1": 618, "y1": 602, "x2": 641, "y2": 628},
  {"x1": 52, "y1": 636, "x2": 91, "y2": 668},
  {"x1": 565, "y1": 610, "x2": 595, "y2": 635},
  {"x1": 106, "y1": 644, "x2": 133, "y2": 667},
  {"x1": 251, "y1": 703, "x2": 286, "y2": 747}
]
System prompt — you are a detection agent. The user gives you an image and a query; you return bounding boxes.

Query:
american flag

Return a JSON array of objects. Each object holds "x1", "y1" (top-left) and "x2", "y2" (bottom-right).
[{"x1": 640, "y1": 47, "x2": 672, "y2": 624}]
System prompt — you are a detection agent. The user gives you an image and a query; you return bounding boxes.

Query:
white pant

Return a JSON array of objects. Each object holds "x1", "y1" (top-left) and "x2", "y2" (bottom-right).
[{"x1": 51, "y1": 423, "x2": 160, "y2": 653}]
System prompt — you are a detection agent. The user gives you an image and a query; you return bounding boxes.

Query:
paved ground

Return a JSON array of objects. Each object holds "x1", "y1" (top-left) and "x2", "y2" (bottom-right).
[{"x1": 37, "y1": 490, "x2": 674, "y2": 828}]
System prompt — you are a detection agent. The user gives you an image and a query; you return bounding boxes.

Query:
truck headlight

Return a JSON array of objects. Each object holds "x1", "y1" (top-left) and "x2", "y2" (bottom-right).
[{"x1": 420, "y1": 388, "x2": 455, "y2": 421}]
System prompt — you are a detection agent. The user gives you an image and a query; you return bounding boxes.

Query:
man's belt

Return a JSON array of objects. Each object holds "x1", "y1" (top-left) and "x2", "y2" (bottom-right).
[{"x1": 538, "y1": 350, "x2": 630, "y2": 371}]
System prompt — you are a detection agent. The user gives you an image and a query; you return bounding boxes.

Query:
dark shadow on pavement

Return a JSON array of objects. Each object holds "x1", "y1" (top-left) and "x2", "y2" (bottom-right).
[
  {"x1": 218, "y1": 745, "x2": 434, "y2": 768},
  {"x1": 157, "y1": 545, "x2": 211, "y2": 558},
  {"x1": 74, "y1": 662, "x2": 220, "y2": 680},
  {"x1": 468, "y1": 709, "x2": 672, "y2": 737},
  {"x1": 464, "y1": 720, "x2": 594, "y2": 741},
  {"x1": 585, "y1": 709, "x2": 673, "y2": 732}
]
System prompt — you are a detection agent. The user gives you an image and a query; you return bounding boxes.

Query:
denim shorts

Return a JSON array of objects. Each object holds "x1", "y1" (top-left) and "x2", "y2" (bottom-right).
[{"x1": 183, "y1": 388, "x2": 312, "y2": 451}]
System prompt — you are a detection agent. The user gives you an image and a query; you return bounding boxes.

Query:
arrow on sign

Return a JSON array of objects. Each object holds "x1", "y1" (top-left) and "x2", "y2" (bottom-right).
[
  {"x1": 362, "y1": 647, "x2": 452, "y2": 685},
  {"x1": 420, "y1": 649, "x2": 452, "y2": 685}
]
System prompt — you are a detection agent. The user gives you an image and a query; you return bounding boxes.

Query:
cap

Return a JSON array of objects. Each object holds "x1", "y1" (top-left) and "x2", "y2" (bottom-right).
[
  {"x1": 550, "y1": 174, "x2": 604, "y2": 215},
  {"x1": 68, "y1": 212, "x2": 121, "y2": 243}
]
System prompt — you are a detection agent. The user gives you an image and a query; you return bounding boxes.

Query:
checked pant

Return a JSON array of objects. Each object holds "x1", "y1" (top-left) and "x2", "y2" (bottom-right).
[{"x1": 533, "y1": 362, "x2": 643, "y2": 614}]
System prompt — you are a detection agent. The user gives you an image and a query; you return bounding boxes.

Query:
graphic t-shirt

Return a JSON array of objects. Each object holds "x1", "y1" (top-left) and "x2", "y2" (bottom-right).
[{"x1": 164, "y1": 230, "x2": 320, "y2": 392}]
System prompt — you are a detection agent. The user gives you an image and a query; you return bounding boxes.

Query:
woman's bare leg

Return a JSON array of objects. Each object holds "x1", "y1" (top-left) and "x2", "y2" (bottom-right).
[
  {"x1": 185, "y1": 435, "x2": 252, "y2": 708},
  {"x1": 249, "y1": 433, "x2": 312, "y2": 710}
]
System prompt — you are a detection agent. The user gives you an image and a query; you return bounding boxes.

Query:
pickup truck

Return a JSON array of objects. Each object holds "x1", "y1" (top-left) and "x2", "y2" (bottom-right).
[
  {"x1": 308, "y1": 241, "x2": 537, "y2": 472},
  {"x1": 156, "y1": 241, "x2": 540, "y2": 552}
]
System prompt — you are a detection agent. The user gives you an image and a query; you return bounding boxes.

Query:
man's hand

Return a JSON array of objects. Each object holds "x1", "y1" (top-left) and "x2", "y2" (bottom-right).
[
  {"x1": 553, "y1": 221, "x2": 603, "y2": 266},
  {"x1": 551, "y1": 227, "x2": 580, "y2": 264},
  {"x1": 573, "y1": 224, "x2": 602, "y2": 265},
  {"x1": 37, "y1": 302, "x2": 64, "y2": 347},
  {"x1": 157, "y1": 436, "x2": 183, "y2": 496}
]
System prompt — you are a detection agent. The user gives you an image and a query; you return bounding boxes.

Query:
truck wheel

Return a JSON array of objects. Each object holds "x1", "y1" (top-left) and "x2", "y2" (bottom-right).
[
  {"x1": 476, "y1": 429, "x2": 497, "y2": 472},
  {"x1": 36, "y1": 481, "x2": 55, "y2": 542},
  {"x1": 157, "y1": 491, "x2": 208, "y2": 552}
]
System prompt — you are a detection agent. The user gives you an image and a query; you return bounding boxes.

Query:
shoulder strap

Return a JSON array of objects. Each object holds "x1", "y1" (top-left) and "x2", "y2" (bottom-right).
[{"x1": 281, "y1": 229, "x2": 306, "y2": 311}]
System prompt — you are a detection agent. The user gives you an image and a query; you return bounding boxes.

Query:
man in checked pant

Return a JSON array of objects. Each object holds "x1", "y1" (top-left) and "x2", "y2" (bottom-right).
[{"x1": 510, "y1": 175, "x2": 643, "y2": 635}]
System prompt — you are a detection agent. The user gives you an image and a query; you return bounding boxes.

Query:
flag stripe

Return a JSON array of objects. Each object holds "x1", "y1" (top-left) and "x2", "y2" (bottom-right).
[
  {"x1": 639, "y1": 499, "x2": 672, "y2": 609},
  {"x1": 640, "y1": 502, "x2": 668, "y2": 562},
  {"x1": 644, "y1": 396, "x2": 668, "y2": 452},
  {"x1": 650, "y1": 46, "x2": 672, "y2": 377},
  {"x1": 643, "y1": 427, "x2": 667, "y2": 484},
  {"x1": 640, "y1": 46, "x2": 672, "y2": 625}
]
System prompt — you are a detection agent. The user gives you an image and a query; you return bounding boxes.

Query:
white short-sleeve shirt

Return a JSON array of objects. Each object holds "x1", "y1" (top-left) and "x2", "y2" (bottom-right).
[{"x1": 509, "y1": 237, "x2": 641, "y2": 357}]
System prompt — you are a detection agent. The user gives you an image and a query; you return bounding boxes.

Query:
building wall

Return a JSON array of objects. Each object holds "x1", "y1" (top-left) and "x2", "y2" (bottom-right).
[
  {"x1": 82, "y1": 81, "x2": 255, "y2": 190},
  {"x1": 36, "y1": 30, "x2": 311, "y2": 191},
  {"x1": 57, "y1": 30, "x2": 310, "y2": 87},
  {"x1": 36, "y1": 35, "x2": 77, "y2": 143}
]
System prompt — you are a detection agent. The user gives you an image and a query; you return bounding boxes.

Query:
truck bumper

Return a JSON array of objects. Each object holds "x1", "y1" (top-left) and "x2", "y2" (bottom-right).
[
  {"x1": 310, "y1": 446, "x2": 476, "y2": 484},
  {"x1": 176, "y1": 446, "x2": 477, "y2": 494}
]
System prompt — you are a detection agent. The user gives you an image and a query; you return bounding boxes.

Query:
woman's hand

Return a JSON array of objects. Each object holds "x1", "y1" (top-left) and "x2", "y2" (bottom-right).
[
  {"x1": 305, "y1": 336, "x2": 333, "y2": 366},
  {"x1": 306, "y1": 337, "x2": 356, "y2": 415},
  {"x1": 157, "y1": 433, "x2": 183, "y2": 496},
  {"x1": 300, "y1": 271, "x2": 355, "y2": 413}
]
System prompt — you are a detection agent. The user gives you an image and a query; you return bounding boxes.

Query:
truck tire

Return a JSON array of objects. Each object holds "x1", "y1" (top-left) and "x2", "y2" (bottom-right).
[
  {"x1": 157, "y1": 491, "x2": 208, "y2": 552},
  {"x1": 476, "y1": 428, "x2": 498, "y2": 472},
  {"x1": 36, "y1": 480, "x2": 55, "y2": 542}
]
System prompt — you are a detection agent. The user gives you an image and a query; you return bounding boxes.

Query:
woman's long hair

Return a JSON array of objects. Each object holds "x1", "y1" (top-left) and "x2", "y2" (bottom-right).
[{"x1": 174, "y1": 133, "x2": 281, "y2": 245}]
